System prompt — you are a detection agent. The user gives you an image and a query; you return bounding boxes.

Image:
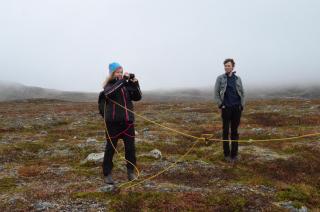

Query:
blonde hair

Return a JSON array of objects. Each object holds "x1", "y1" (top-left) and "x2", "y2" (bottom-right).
[{"x1": 102, "y1": 72, "x2": 116, "y2": 88}]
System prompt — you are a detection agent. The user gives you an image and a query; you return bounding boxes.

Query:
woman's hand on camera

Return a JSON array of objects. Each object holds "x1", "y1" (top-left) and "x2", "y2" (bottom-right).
[{"x1": 123, "y1": 72, "x2": 130, "y2": 80}]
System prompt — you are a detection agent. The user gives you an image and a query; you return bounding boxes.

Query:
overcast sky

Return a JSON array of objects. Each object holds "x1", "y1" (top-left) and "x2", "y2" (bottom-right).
[{"x1": 0, "y1": 0, "x2": 319, "y2": 92}]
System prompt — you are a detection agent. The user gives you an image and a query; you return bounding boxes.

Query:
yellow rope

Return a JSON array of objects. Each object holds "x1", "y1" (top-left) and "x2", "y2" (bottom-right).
[
  {"x1": 206, "y1": 132, "x2": 320, "y2": 142},
  {"x1": 104, "y1": 98, "x2": 320, "y2": 190},
  {"x1": 109, "y1": 98, "x2": 320, "y2": 143},
  {"x1": 103, "y1": 100, "x2": 141, "y2": 185},
  {"x1": 124, "y1": 138, "x2": 203, "y2": 190}
]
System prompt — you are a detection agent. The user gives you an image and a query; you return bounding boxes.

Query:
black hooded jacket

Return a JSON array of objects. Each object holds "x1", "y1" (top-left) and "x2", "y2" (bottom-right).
[{"x1": 99, "y1": 79, "x2": 142, "y2": 123}]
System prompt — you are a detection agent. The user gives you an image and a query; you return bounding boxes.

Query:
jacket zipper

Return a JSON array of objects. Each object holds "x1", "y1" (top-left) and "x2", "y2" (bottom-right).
[{"x1": 121, "y1": 88, "x2": 129, "y2": 121}]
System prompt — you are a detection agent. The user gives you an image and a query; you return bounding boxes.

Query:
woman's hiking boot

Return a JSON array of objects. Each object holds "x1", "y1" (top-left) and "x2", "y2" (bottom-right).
[
  {"x1": 127, "y1": 169, "x2": 137, "y2": 181},
  {"x1": 105, "y1": 174, "x2": 115, "y2": 184}
]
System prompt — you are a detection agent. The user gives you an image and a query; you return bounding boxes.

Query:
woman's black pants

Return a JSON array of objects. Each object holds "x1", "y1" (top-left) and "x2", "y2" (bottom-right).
[{"x1": 103, "y1": 121, "x2": 136, "y2": 176}]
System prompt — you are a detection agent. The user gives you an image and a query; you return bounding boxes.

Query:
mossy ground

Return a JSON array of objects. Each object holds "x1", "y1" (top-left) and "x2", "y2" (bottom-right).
[{"x1": 0, "y1": 99, "x2": 319, "y2": 210}]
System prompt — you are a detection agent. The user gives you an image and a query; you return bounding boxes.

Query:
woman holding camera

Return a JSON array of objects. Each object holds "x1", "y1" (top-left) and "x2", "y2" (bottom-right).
[{"x1": 102, "y1": 62, "x2": 142, "y2": 184}]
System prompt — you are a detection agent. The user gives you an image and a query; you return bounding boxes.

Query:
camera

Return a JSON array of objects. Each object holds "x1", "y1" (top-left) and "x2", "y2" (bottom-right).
[{"x1": 123, "y1": 73, "x2": 135, "y2": 80}]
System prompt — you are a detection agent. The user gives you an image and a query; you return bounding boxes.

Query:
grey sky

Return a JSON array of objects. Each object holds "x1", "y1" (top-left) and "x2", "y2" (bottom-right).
[{"x1": 1, "y1": 0, "x2": 319, "y2": 92}]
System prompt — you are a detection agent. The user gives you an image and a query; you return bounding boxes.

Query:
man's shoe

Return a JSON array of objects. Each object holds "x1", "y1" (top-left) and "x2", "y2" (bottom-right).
[
  {"x1": 127, "y1": 170, "x2": 137, "y2": 181},
  {"x1": 105, "y1": 174, "x2": 115, "y2": 184}
]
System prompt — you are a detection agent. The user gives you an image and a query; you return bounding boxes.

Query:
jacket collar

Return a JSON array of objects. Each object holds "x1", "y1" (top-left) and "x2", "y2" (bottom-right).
[{"x1": 223, "y1": 71, "x2": 237, "y2": 79}]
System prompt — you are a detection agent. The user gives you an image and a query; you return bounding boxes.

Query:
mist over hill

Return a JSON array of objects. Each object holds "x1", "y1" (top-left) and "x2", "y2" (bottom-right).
[
  {"x1": 142, "y1": 85, "x2": 320, "y2": 102},
  {"x1": 0, "y1": 81, "x2": 96, "y2": 102},
  {"x1": 0, "y1": 81, "x2": 319, "y2": 102}
]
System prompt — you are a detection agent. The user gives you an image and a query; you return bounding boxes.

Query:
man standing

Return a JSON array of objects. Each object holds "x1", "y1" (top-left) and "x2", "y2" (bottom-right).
[{"x1": 214, "y1": 58, "x2": 245, "y2": 162}]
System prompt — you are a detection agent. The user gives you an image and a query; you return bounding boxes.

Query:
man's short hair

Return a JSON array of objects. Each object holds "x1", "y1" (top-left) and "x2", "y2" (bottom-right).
[{"x1": 223, "y1": 58, "x2": 235, "y2": 67}]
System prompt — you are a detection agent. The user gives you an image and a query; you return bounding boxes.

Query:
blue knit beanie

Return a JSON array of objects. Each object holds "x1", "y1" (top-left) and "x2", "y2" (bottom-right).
[{"x1": 108, "y1": 62, "x2": 122, "y2": 74}]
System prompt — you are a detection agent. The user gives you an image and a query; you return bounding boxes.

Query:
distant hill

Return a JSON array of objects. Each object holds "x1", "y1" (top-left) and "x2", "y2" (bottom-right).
[
  {"x1": 245, "y1": 86, "x2": 320, "y2": 99},
  {"x1": 0, "y1": 81, "x2": 319, "y2": 102},
  {"x1": 143, "y1": 86, "x2": 320, "y2": 102},
  {"x1": 0, "y1": 81, "x2": 97, "y2": 102}
]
